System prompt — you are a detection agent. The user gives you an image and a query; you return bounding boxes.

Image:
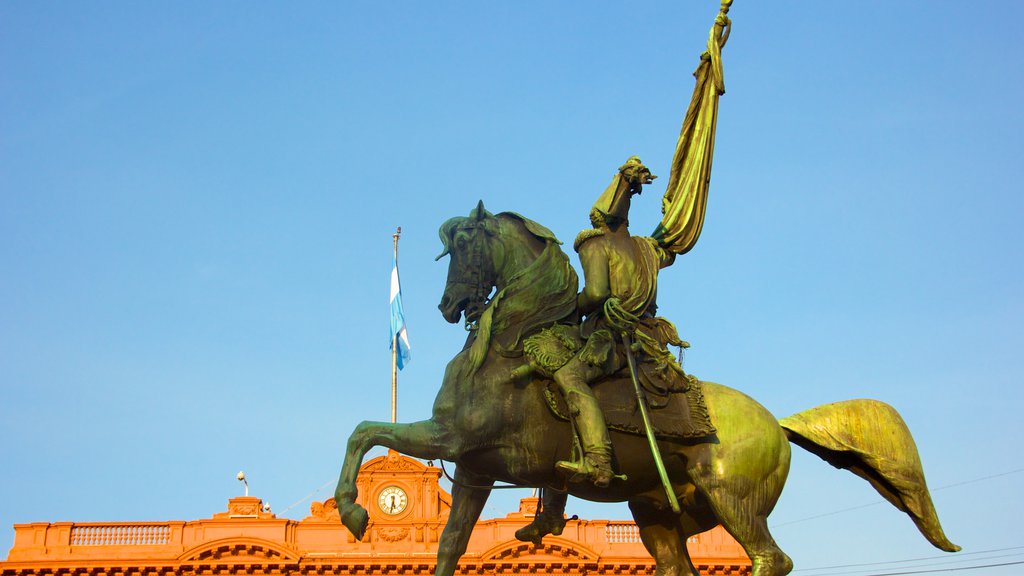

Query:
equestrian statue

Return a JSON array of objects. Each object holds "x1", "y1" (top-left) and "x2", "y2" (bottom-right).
[{"x1": 334, "y1": 3, "x2": 959, "y2": 575}]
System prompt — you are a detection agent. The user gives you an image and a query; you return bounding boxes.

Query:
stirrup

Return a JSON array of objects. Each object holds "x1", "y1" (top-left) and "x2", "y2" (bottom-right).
[{"x1": 555, "y1": 454, "x2": 615, "y2": 488}]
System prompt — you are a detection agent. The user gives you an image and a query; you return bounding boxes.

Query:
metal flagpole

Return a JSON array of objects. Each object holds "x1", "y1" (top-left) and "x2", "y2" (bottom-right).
[{"x1": 391, "y1": 227, "x2": 401, "y2": 424}]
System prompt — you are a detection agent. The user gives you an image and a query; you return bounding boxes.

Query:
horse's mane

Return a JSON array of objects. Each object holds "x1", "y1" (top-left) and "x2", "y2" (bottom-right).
[{"x1": 442, "y1": 211, "x2": 578, "y2": 377}]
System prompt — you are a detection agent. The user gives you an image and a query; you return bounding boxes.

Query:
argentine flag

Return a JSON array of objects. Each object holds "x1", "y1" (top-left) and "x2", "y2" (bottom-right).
[{"x1": 390, "y1": 256, "x2": 411, "y2": 370}]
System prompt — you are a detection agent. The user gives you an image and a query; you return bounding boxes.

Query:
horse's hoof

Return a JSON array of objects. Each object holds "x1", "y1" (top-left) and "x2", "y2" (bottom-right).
[{"x1": 338, "y1": 502, "x2": 369, "y2": 540}]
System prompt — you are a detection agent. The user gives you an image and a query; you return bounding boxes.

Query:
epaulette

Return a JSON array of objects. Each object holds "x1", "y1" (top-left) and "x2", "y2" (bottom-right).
[{"x1": 574, "y1": 228, "x2": 605, "y2": 253}]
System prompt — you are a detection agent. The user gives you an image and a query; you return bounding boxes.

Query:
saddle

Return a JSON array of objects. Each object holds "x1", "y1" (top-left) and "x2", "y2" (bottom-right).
[
  {"x1": 524, "y1": 323, "x2": 716, "y2": 441},
  {"x1": 542, "y1": 373, "x2": 715, "y2": 441}
]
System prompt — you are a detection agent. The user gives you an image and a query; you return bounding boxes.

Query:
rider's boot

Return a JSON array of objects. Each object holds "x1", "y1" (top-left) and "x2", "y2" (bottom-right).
[
  {"x1": 514, "y1": 491, "x2": 568, "y2": 545},
  {"x1": 555, "y1": 389, "x2": 615, "y2": 487}
]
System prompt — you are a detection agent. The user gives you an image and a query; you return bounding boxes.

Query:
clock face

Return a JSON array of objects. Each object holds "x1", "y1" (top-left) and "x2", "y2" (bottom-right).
[{"x1": 376, "y1": 486, "x2": 409, "y2": 515}]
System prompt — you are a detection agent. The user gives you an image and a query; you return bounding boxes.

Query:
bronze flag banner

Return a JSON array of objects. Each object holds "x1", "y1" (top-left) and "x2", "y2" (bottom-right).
[{"x1": 652, "y1": 1, "x2": 732, "y2": 255}]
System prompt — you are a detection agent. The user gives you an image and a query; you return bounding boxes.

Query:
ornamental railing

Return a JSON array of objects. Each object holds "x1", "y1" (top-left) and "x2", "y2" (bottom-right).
[
  {"x1": 605, "y1": 522, "x2": 641, "y2": 543},
  {"x1": 70, "y1": 523, "x2": 171, "y2": 546}
]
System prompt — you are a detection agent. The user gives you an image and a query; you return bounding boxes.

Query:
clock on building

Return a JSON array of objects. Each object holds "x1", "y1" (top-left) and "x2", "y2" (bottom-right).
[{"x1": 376, "y1": 485, "x2": 409, "y2": 515}]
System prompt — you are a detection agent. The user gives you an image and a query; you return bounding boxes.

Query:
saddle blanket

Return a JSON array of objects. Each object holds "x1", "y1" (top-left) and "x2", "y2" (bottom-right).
[{"x1": 543, "y1": 373, "x2": 716, "y2": 441}]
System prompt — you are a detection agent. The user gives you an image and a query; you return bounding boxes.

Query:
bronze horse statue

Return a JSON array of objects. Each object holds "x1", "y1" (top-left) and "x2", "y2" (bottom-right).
[{"x1": 334, "y1": 203, "x2": 958, "y2": 576}]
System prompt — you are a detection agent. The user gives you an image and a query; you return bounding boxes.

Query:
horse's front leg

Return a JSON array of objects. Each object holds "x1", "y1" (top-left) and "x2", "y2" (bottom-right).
[
  {"x1": 436, "y1": 467, "x2": 494, "y2": 576},
  {"x1": 335, "y1": 419, "x2": 455, "y2": 539}
]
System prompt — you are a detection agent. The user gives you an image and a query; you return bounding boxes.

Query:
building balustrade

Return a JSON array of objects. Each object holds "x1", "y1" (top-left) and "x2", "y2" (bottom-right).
[
  {"x1": 604, "y1": 522, "x2": 640, "y2": 544},
  {"x1": 70, "y1": 524, "x2": 171, "y2": 546}
]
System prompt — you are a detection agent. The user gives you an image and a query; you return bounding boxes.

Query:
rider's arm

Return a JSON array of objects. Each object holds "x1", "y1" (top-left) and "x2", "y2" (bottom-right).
[
  {"x1": 643, "y1": 236, "x2": 677, "y2": 269},
  {"x1": 655, "y1": 241, "x2": 676, "y2": 269},
  {"x1": 577, "y1": 241, "x2": 610, "y2": 316}
]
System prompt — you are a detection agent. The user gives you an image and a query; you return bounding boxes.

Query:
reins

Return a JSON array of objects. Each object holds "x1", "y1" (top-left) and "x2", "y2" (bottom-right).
[
  {"x1": 434, "y1": 459, "x2": 570, "y2": 494},
  {"x1": 434, "y1": 459, "x2": 524, "y2": 490}
]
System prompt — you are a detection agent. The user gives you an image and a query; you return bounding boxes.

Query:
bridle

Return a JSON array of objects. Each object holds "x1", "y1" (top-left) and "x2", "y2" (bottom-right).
[{"x1": 447, "y1": 221, "x2": 496, "y2": 331}]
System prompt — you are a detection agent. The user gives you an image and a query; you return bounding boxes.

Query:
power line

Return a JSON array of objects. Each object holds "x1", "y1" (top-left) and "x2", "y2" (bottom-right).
[
  {"x1": 792, "y1": 546, "x2": 1024, "y2": 572},
  {"x1": 931, "y1": 468, "x2": 1024, "y2": 492},
  {"x1": 856, "y1": 560, "x2": 1024, "y2": 576},
  {"x1": 771, "y1": 468, "x2": 1023, "y2": 529},
  {"x1": 805, "y1": 553, "x2": 1024, "y2": 576},
  {"x1": 770, "y1": 500, "x2": 883, "y2": 528},
  {"x1": 278, "y1": 478, "x2": 335, "y2": 515}
]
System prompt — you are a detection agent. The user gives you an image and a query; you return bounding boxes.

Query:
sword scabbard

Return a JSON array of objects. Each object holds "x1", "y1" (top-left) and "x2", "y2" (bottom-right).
[{"x1": 622, "y1": 332, "x2": 682, "y2": 514}]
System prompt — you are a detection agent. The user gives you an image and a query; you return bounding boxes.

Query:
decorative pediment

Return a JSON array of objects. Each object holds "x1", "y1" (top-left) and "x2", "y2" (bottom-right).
[
  {"x1": 308, "y1": 497, "x2": 341, "y2": 522},
  {"x1": 361, "y1": 450, "x2": 429, "y2": 473},
  {"x1": 480, "y1": 538, "x2": 599, "y2": 562},
  {"x1": 178, "y1": 537, "x2": 300, "y2": 563},
  {"x1": 211, "y1": 496, "x2": 276, "y2": 519}
]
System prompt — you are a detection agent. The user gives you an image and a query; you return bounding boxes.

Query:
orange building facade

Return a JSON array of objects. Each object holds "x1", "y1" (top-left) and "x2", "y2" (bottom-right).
[{"x1": 2, "y1": 451, "x2": 750, "y2": 576}]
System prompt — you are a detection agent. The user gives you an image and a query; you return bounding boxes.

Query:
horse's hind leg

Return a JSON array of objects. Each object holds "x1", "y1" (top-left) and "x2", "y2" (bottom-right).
[
  {"x1": 334, "y1": 419, "x2": 455, "y2": 539},
  {"x1": 692, "y1": 385, "x2": 794, "y2": 576},
  {"x1": 628, "y1": 500, "x2": 701, "y2": 576},
  {"x1": 690, "y1": 475, "x2": 793, "y2": 576}
]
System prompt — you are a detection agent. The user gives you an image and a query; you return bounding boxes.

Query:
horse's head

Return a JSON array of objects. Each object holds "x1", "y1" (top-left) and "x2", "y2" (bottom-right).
[{"x1": 436, "y1": 200, "x2": 500, "y2": 326}]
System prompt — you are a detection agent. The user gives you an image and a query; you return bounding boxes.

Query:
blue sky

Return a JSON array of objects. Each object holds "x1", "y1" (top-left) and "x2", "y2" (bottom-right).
[{"x1": 2, "y1": 1, "x2": 1022, "y2": 573}]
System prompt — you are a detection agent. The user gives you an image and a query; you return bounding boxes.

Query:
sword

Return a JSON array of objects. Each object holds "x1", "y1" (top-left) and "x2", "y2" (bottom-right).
[{"x1": 621, "y1": 331, "x2": 682, "y2": 514}]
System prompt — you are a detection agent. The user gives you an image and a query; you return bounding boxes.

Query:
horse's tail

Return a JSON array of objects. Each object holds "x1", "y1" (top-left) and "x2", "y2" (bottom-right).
[{"x1": 779, "y1": 400, "x2": 960, "y2": 552}]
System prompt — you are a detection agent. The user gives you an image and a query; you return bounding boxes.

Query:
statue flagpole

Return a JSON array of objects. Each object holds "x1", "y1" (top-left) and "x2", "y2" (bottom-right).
[{"x1": 391, "y1": 227, "x2": 401, "y2": 423}]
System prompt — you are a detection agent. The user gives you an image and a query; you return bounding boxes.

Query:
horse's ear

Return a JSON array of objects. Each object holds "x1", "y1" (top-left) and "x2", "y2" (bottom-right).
[
  {"x1": 435, "y1": 216, "x2": 461, "y2": 261},
  {"x1": 472, "y1": 200, "x2": 488, "y2": 221}
]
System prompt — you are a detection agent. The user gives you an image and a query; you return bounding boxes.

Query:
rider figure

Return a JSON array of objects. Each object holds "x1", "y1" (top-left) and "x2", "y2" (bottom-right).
[{"x1": 518, "y1": 156, "x2": 673, "y2": 543}]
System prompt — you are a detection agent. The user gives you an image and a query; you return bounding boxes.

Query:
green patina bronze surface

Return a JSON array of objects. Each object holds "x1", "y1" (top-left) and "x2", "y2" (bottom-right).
[
  {"x1": 333, "y1": 3, "x2": 958, "y2": 576},
  {"x1": 334, "y1": 204, "x2": 958, "y2": 576}
]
